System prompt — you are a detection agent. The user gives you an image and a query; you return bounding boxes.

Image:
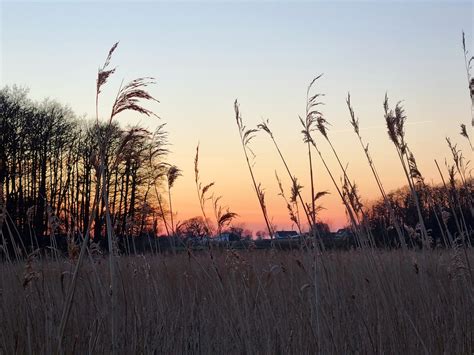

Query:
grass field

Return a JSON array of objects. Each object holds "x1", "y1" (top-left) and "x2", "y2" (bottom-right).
[{"x1": 1, "y1": 248, "x2": 472, "y2": 354}]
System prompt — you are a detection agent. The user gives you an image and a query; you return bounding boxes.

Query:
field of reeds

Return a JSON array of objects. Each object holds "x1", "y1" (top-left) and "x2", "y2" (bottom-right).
[
  {"x1": 0, "y1": 31, "x2": 473, "y2": 354},
  {"x1": 1, "y1": 249, "x2": 472, "y2": 354}
]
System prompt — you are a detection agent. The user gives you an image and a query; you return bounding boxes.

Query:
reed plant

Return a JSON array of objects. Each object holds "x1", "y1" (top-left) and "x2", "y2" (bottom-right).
[
  {"x1": 275, "y1": 172, "x2": 302, "y2": 233},
  {"x1": 383, "y1": 95, "x2": 430, "y2": 246},
  {"x1": 194, "y1": 143, "x2": 214, "y2": 235},
  {"x1": 2, "y1": 249, "x2": 473, "y2": 354},
  {"x1": 445, "y1": 138, "x2": 473, "y2": 238},
  {"x1": 212, "y1": 196, "x2": 238, "y2": 237},
  {"x1": 166, "y1": 165, "x2": 181, "y2": 235},
  {"x1": 193, "y1": 143, "x2": 237, "y2": 237},
  {"x1": 314, "y1": 96, "x2": 377, "y2": 247},
  {"x1": 58, "y1": 42, "x2": 160, "y2": 353},
  {"x1": 346, "y1": 94, "x2": 407, "y2": 248},
  {"x1": 153, "y1": 163, "x2": 171, "y2": 237},
  {"x1": 462, "y1": 31, "x2": 474, "y2": 126},
  {"x1": 299, "y1": 76, "x2": 364, "y2": 246},
  {"x1": 234, "y1": 100, "x2": 273, "y2": 238},
  {"x1": 299, "y1": 75, "x2": 324, "y2": 228}
]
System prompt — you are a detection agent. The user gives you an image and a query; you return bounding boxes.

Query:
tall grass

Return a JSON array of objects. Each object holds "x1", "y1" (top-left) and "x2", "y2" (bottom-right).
[
  {"x1": 2, "y1": 249, "x2": 472, "y2": 354},
  {"x1": 298, "y1": 76, "x2": 365, "y2": 246},
  {"x1": 383, "y1": 96, "x2": 430, "y2": 246},
  {"x1": 346, "y1": 93, "x2": 407, "y2": 248},
  {"x1": 315, "y1": 96, "x2": 377, "y2": 247},
  {"x1": 57, "y1": 42, "x2": 160, "y2": 353}
]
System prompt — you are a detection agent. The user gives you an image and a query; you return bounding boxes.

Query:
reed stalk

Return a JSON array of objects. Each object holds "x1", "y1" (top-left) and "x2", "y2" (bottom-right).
[
  {"x1": 461, "y1": 31, "x2": 474, "y2": 126},
  {"x1": 234, "y1": 100, "x2": 273, "y2": 238},
  {"x1": 194, "y1": 143, "x2": 214, "y2": 235}
]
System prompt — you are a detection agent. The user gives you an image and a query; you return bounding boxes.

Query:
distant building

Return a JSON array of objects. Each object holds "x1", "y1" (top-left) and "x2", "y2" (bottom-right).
[
  {"x1": 334, "y1": 228, "x2": 352, "y2": 239},
  {"x1": 274, "y1": 230, "x2": 299, "y2": 239}
]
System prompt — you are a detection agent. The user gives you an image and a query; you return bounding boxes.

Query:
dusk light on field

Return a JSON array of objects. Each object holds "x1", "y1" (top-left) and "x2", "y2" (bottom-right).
[{"x1": 1, "y1": 1, "x2": 473, "y2": 354}]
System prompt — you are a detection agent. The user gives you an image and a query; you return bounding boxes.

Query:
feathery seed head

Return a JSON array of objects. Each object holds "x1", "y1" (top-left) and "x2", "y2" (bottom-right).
[
  {"x1": 346, "y1": 93, "x2": 359, "y2": 135},
  {"x1": 460, "y1": 123, "x2": 469, "y2": 139},
  {"x1": 97, "y1": 42, "x2": 119, "y2": 95},
  {"x1": 257, "y1": 119, "x2": 273, "y2": 138},
  {"x1": 167, "y1": 165, "x2": 182, "y2": 188}
]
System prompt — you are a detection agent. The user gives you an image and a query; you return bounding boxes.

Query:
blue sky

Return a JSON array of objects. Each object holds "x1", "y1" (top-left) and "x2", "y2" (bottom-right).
[{"x1": 1, "y1": 1, "x2": 473, "y2": 230}]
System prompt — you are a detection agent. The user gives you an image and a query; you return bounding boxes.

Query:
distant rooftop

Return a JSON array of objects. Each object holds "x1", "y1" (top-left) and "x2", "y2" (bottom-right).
[{"x1": 274, "y1": 230, "x2": 299, "y2": 239}]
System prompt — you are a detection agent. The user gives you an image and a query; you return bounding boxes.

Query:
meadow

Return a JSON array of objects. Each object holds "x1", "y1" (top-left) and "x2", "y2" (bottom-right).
[{"x1": 1, "y1": 249, "x2": 473, "y2": 354}]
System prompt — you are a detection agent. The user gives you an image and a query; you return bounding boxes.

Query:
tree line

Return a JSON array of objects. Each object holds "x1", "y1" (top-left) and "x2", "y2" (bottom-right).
[
  {"x1": 0, "y1": 85, "x2": 171, "y2": 253},
  {"x1": 0, "y1": 83, "x2": 472, "y2": 255}
]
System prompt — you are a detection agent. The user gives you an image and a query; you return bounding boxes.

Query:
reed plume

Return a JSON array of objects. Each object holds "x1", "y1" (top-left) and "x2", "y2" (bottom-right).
[
  {"x1": 109, "y1": 77, "x2": 159, "y2": 124},
  {"x1": 384, "y1": 95, "x2": 429, "y2": 246},
  {"x1": 212, "y1": 195, "x2": 238, "y2": 236},
  {"x1": 275, "y1": 171, "x2": 301, "y2": 233},
  {"x1": 166, "y1": 165, "x2": 181, "y2": 235},
  {"x1": 459, "y1": 124, "x2": 473, "y2": 150},
  {"x1": 96, "y1": 42, "x2": 118, "y2": 122},
  {"x1": 446, "y1": 137, "x2": 469, "y2": 186},
  {"x1": 346, "y1": 93, "x2": 406, "y2": 248}
]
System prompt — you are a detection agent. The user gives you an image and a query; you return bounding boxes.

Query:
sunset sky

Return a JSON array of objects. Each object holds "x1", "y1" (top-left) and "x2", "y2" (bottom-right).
[{"x1": 1, "y1": 1, "x2": 472, "y2": 232}]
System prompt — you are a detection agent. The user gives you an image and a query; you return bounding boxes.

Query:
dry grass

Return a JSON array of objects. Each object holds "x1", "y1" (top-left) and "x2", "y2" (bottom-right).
[{"x1": 1, "y1": 249, "x2": 472, "y2": 354}]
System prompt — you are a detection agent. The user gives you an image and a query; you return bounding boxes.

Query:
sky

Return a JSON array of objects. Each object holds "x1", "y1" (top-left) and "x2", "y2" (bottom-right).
[{"x1": 1, "y1": 0, "x2": 473, "y2": 233}]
